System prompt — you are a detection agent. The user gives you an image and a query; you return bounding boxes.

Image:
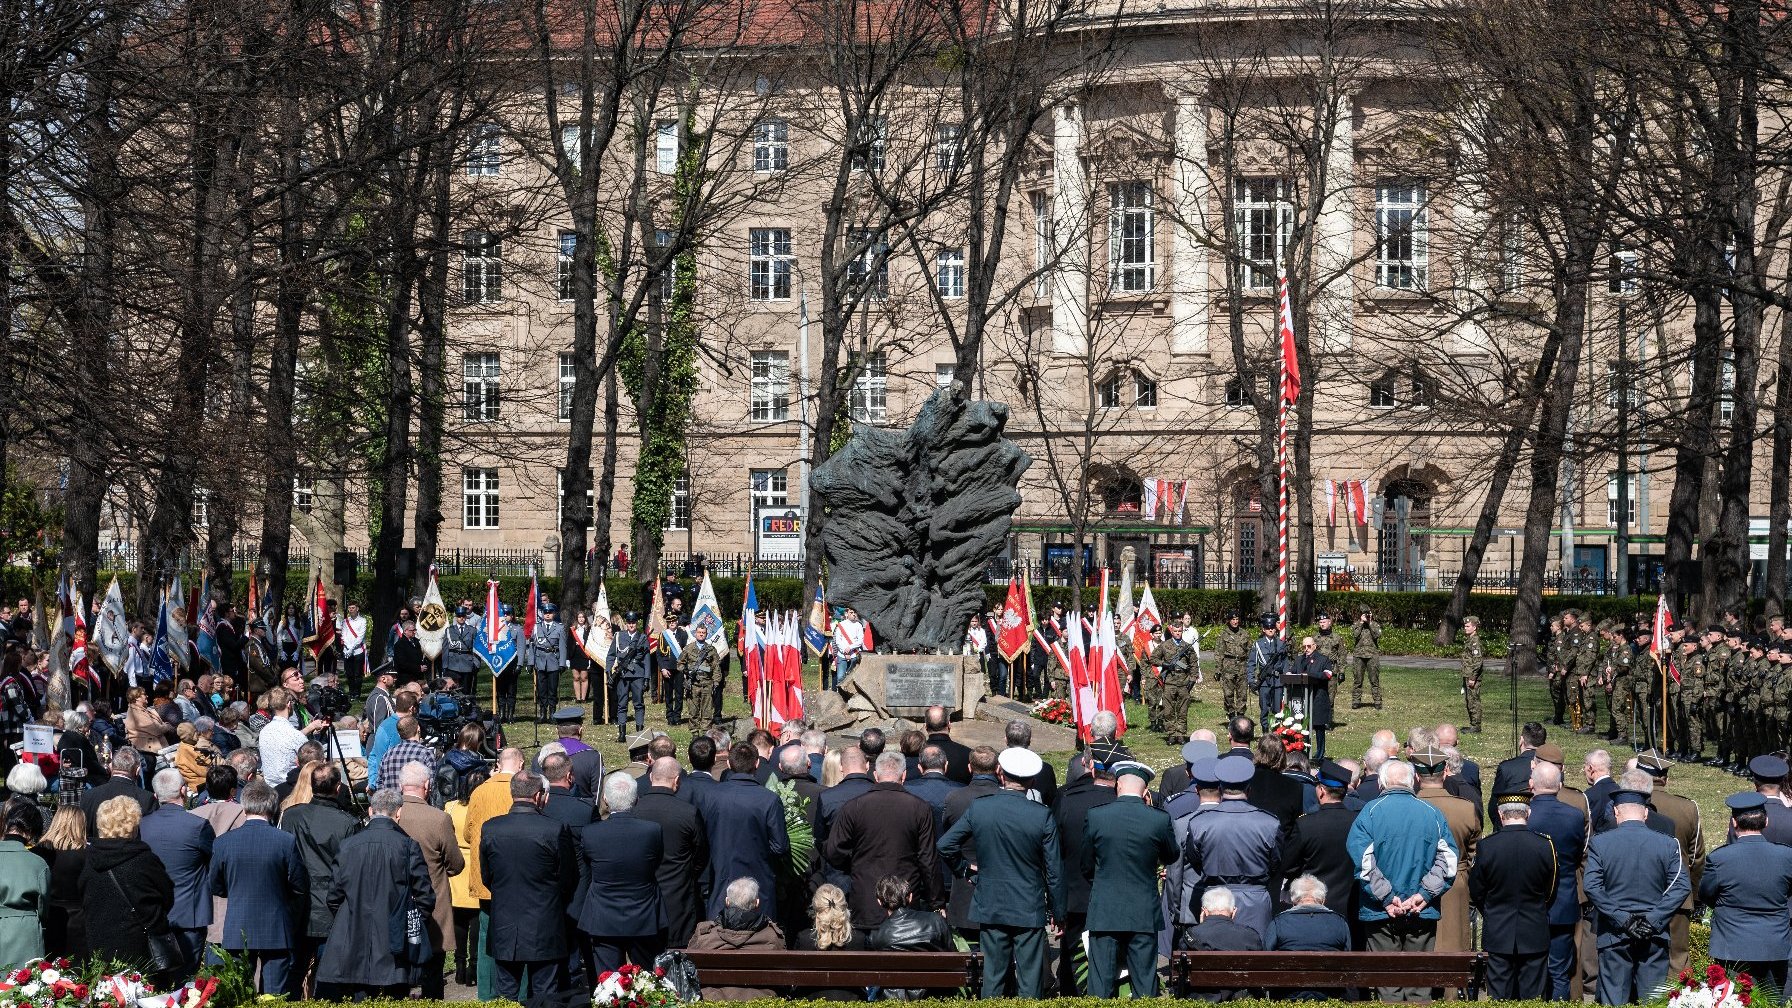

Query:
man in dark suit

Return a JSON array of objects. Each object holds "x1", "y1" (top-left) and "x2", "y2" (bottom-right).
[
  {"x1": 825, "y1": 751, "x2": 943, "y2": 926},
  {"x1": 938, "y1": 747, "x2": 1064, "y2": 998},
  {"x1": 1527, "y1": 759, "x2": 1588, "y2": 1000},
  {"x1": 1052, "y1": 740, "x2": 1119, "y2": 994},
  {"x1": 209, "y1": 782, "x2": 308, "y2": 995},
  {"x1": 1583, "y1": 749, "x2": 1619, "y2": 829},
  {"x1": 1436, "y1": 723, "x2": 1483, "y2": 791},
  {"x1": 1066, "y1": 712, "x2": 1130, "y2": 782},
  {"x1": 1245, "y1": 736, "x2": 1306, "y2": 829},
  {"x1": 1486, "y1": 721, "x2": 1548, "y2": 822},
  {"x1": 481, "y1": 770, "x2": 580, "y2": 1004},
  {"x1": 940, "y1": 746, "x2": 1002, "y2": 934},
  {"x1": 922, "y1": 705, "x2": 973, "y2": 783},
  {"x1": 681, "y1": 736, "x2": 721, "y2": 805},
  {"x1": 634, "y1": 757, "x2": 709, "y2": 949},
  {"x1": 1700, "y1": 792, "x2": 1792, "y2": 991},
  {"x1": 815, "y1": 746, "x2": 875, "y2": 892},
  {"x1": 141, "y1": 768, "x2": 216, "y2": 974},
  {"x1": 1082, "y1": 763, "x2": 1179, "y2": 997},
  {"x1": 82, "y1": 748, "x2": 155, "y2": 832},
  {"x1": 1470, "y1": 794, "x2": 1558, "y2": 999},
  {"x1": 1283, "y1": 760, "x2": 1361, "y2": 930},
  {"x1": 694, "y1": 743, "x2": 789, "y2": 920},
  {"x1": 540, "y1": 752, "x2": 596, "y2": 829},
  {"x1": 573, "y1": 774, "x2": 665, "y2": 975},
  {"x1": 1584, "y1": 779, "x2": 1691, "y2": 1005},
  {"x1": 215, "y1": 609, "x2": 245, "y2": 683}
]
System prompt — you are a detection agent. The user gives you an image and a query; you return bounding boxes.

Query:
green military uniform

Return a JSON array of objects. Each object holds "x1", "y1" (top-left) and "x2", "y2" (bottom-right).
[
  {"x1": 1546, "y1": 618, "x2": 1569, "y2": 726},
  {"x1": 1146, "y1": 636, "x2": 1198, "y2": 744},
  {"x1": 1081, "y1": 785, "x2": 1178, "y2": 999},
  {"x1": 1766, "y1": 649, "x2": 1792, "y2": 753},
  {"x1": 1606, "y1": 629, "x2": 1633, "y2": 743},
  {"x1": 678, "y1": 635, "x2": 724, "y2": 727},
  {"x1": 1573, "y1": 618, "x2": 1602, "y2": 733},
  {"x1": 1676, "y1": 644, "x2": 1704, "y2": 758},
  {"x1": 1218, "y1": 619, "x2": 1251, "y2": 720},
  {"x1": 937, "y1": 783, "x2": 1065, "y2": 998},
  {"x1": 1349, "y1": 610, "x2": 1382, "y2": 707},
  {"x1": 1127, "y1": 633, "x2": 1160, "y2": 732},
  {"x1": 1313, "y1": 618, "x2": 1346, "y2": 707},
  {"x1": 1705, "y1": 637, "x2": 1732, "y2": 760},
  {"x1": 1461, "y1": 618, "x2": 1484, "y2": 733}
]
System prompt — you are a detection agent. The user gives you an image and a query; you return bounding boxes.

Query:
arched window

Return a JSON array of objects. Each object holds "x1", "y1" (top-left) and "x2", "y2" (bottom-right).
[
  {"x1": 1099, "y1": 368, "x2": 1156, "y2": 409},
  {"x1": 1134, "y1": 373, "x2": 1158, "y2": 408},
  {"x1": 1377, "y1": 477, "x2": 1433, "y2": 580},
  {"x1": 1091, "y1": 465, "x2": 1144, "y2": 514},
  {"x1": 1098, "y1": 373, "x2": 1124, "y2": 409},
  {"x1": 1369, "y1": 362, "x2": 1435, "y2": 409}
]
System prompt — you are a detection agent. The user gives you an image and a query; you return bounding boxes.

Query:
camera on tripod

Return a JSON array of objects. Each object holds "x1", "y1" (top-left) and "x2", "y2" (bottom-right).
[{"x1": 312, "y1": 685, "x2": 353, "y2": 722}]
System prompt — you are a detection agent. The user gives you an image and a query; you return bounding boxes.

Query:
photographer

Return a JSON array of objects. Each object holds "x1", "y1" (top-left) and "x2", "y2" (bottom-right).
[{"x1": 305, "y1": 669, "x2": 352, "y2": 724}]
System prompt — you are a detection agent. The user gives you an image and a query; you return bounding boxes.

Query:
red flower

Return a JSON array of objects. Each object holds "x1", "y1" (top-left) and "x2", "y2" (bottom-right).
[{"x1": 1708, "y1": 965, "x2": 1727, "y2": 984}]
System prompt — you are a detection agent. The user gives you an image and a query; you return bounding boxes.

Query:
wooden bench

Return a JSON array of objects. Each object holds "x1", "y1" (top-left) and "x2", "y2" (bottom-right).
[
  {"x1": 1171, "y1": 950, "x2": 1488, "y2": 999},
  {"x1": 682, "y1": 949, "x2": 980, "y2": 993}
]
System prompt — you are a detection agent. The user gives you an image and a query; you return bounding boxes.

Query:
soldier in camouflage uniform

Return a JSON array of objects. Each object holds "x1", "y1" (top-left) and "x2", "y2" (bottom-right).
[
  {"x1": 1633, "y1": 627, "x2": 1661, "y2": 751},
  {"x1": 1704, "y1": 627, "x2": 1732, "y2": 766},
  {"x1": 1605, "y1": 622, "x2": 1633, "y2": 743},
  {"x1": 1460, "y1": 616, "x2": 1484, "y2": 733},
  {"x1": 1348, "y1": 607, "x2": 1383, "y2": 709},
  {"x1": 1573, "y1": 614, "x2": 1602, "y2": 734},
  {"x1": 1545, "y1": 614, "x2": 1569, "y2": 726},
  {"x1": 1766, "y1": 644, "x2": 1792, "y2": 755},
  {"x1": 1145, "y1": 623, "x2": 1198, "y2": 744},
  {"x1": 1674, "y1": 636, "x2": 1705, "y2": 760},
  {"x1": 678, "y1": 622, "x2": 725, "y2": 729},
  {"x1": 1313, "y1": 612, "x2": 1346, "y2": 713},
  {"x1": 1739, "y1": 637, "x2": 1769, "y2": 768},
  {"x1": 1217, "y1": 612, "x2": 1251, "y2": 720}
]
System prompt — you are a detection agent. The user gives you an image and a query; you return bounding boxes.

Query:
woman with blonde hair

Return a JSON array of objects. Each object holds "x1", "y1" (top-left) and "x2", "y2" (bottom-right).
[
  {"x1": 34, "y1": 797, "x2": 87, "y2": 960},
  {"x1": 820, "y1": 749, "x2": 845, "y2": 788},
  {"x1": 792, "y1": 884, "x2": 864, "y2": 999},
  {"x1": 279, "y1": 759, "x2": 319, "y2": 815},
  {"x1": 80, "y1": 797, "x2": 176, "y2": 986},
  {"x1": 172, "y1": 721, "x2": 218, "y2": 792}
]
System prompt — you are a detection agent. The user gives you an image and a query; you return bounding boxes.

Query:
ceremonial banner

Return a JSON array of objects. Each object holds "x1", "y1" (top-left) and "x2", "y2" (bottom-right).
[
  {"x1": 1091, "y1": 594, "x2": 1128, "y2": 737},
  {"x1": 164, "y1": 577, "x2": 189, "y2": 670},
  {"x1": 996, "y1": 574, "x2": 1031, "y2": 663},
  {"x1": 304, "y1": 575, "x2": 334, "y2": 659},
  {"x1": 1325, "y1": 480, "x2": 1337, "y2": 526},
  {"x1": 194, "y1": 574, "x2": 218, "y2": 669},
  {"x1": 1061, "y1": 613, "x2": 1096, "y2": 742},
  {"x1": 803, "y1": 584, "x2": 830, "y2": 658},
  {"x1": 1132, "y1": 584, "x2": 1161, "y2": 659},
  {"x1": 151, "y1": 590, "x2": 177, "y2": 684},
  {"x1": 692, "y1": 572, "x2": 730, "y2": 658},
  {"x1": 586, "y1": 583, "x2": 611, "y2": 668},
  {"x1": 523, "y1": 569, "x2": 540, "y2": 642},
  {"x1": 96, "y1": 577, "x2": 131, "y2": 674},
  {"x1": 472, "y1": 579, "x2": 517, "y2": 676},
  {"x1": 418, "y1": 568, "x2": 449, "y2": 660}
]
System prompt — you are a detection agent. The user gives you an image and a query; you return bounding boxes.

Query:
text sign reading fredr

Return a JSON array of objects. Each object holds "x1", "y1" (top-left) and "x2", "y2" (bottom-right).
[{"x1": 757, "y1": 507, "x2": 804, "y2": 560}]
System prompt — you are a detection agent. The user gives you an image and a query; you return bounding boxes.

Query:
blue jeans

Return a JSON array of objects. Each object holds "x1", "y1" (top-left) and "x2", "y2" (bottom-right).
[{"x1": 830, "y1": 655, "x2": 858, "y2": 691}]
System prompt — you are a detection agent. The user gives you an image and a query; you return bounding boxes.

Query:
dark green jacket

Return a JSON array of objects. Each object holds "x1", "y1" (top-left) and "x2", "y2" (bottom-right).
[
  {"x1": 1082, "y1": 795, "x2": 1177, "y2": 933},
  {"x1": 937, "y1": 789, "x2": 1063, "y2": 927}
]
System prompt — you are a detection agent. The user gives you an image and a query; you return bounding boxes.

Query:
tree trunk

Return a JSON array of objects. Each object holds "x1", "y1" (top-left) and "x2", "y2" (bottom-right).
[
  {"x1": 1661, "y1": 283, "x2": 1726, "y2": 622},
  {"x1": 412, "y1": 132, "x2": 454, "y2": 595},
  {"x1": 1768, "y1": 289, "x2": 1792, "y2": 618},
  {"x1": 594, "y1": 369, "x2": 620, "y2": 598}
]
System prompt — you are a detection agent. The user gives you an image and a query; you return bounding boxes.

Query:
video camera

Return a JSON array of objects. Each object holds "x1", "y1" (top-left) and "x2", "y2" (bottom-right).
[
  {"x1": 417, "y1": 686, "x2": 488, "y2": 749},
  {"x1": 312, "y1": 685, "x2": 353, "y2": 722}
]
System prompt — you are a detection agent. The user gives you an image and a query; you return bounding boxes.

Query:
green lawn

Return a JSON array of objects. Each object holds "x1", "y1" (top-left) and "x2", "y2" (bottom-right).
[{"x1": 508, "y1": 658, "x2": 1744, "y2": 849}]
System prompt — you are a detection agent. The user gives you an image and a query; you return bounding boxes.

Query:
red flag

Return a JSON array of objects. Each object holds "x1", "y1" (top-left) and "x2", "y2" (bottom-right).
[
  {"x1": 523, "y1": 570, "x2": 539, "y2": 642},
  {"x1": 1651, "y1": 595, "x2": 1671, "y2": 659},
  {"x1": 246, "y1": 570, "x2": 260, "y2": 627},
  {"x1": 307, "y1": 575, "x2": 335, "y2": 658},
  {"x1": 997, "y1": 576, "x2": 1032, "y2": 662},
  {"x1": 1279, "y1": 274, "x2": 1301, "y2": 402}
]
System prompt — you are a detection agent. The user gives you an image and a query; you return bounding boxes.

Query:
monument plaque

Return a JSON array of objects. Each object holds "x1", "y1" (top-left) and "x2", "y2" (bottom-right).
[{"x1": 883, "y1": 660, "x2": 961, "y2": 712}]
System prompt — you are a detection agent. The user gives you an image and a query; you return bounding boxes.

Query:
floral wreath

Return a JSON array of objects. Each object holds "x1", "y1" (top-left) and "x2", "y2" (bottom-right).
[
  {"x1": 1668, "y1": 964, "x2": 1758, "y2": 1008},
  {"x1": 1268, "y1": 710, "x2": 1309, "y2": 754},
  {"x1": 1030, "y1": 697, "x2": 1072, "y2": 726}
]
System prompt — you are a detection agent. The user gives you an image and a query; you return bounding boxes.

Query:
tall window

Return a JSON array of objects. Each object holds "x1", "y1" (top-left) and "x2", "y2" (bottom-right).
[
  {"x1": 557, "y1": 231, "x2": 578, "y2": 300},
  {"x1": 1135, "y1": 373, "x2": 1157, "y2": 408},
  {"x1": 852, "y1": 116, "x2": 887, "y2": 171},
  {"x1": 750, "y1": 469, "x2": 788, "y2": 510},
  {"x1": 1239, "y1": 519, "x2": 1258, "y2": 577},
  {"x1": 664, "y1": 472, "x2": 690, "y2": 531},
  {"x1": 558, "y1": 353, "x2": 576, "y2": 421},
  {"x1": 1032, "y1": 192, "x2": 1051, "y2": 297},
  {"x1": 848, "y1": 229, "x2": 888, "y2": 299},
  {"x1": 1498, "y1": 215, "x2": 1524, "y2": 293},
  {"x1": 1107, "y1": 181, "x2": 1155, "y2": 294},
  {"x1": 463, "y1": 232, "x2": 502, "y2": 303},
  {"x1": 1374, "y1": 183, "x2": 1428, "y2": 290},
  {"x1": 754, "y1": 119, "x2": 788, "y2": 173},
  {"x1": 936, "y1": 248, "x2": 966, "y2": 299},
  {"x1": 749, "y1": 228, "x2": 793, "y2": 301},
  {"x1": 463, "y1": 468, "x2": 500, "y2": 528},
  {"x1": 1721, "y1": 355, "x2": 1736, "y2": 424},
  {"x1": 1225, "y1": 377, "x2": 1248, "y2": 409},
  {"x1": 935, "y1": 363, "x2": 955, "y2": 387},
  {"x1": 1098, "y1": 373, "x2": 1123, "y2": 409},
  {"x1": 1604, "y1": 362, "x2": 1640, "y2": 410},
  {"x1": 1607, "y1": 473, "x2": 1638, "y2": 527},
  {"x1": 558, "y1": 125, "x2": 581, "y2": 171},
  {"x1": 1608, "y1": 249, "x2": 1639, "y2": 294},
  {"x1": 1369, "y1": 370, "x2": 1397, "y2": 408},
  {"x1": 192, "y1": 489, "x2": 209, "y2": 529},
  {"x1": 750, "y1": 350, "x2": 790, "y2": 421},
  {"x1": 462, "y1": 352, "x2": 500, "y2": 421},
  {"x1": 1099, "y1": 369, "x2": 1155, "y2": 408},
  {"x1": 655, "y1": 120, "x2": 679, "y2": 174},
  {"x1": 1235, "y1": 178, "x2": 1292, "y2": 290},
  {"x1": 653, "y1": 229, "x2": 674, "y2": 301},
  {"x1": 556, "y1": 470, "x2": 595, "y2": 535},
  {"x1": 850, "y1": 351, "x2": 887, "y2": 423},
  {"x1": 293, "y1": 478, "x2": 313, "y2": 514},
  {"x1": 465, "y1": 124, "x2": 501, "y2": 176},
  {"x1": 935, "y1": 124, "x2": 962, "y2": 173}
]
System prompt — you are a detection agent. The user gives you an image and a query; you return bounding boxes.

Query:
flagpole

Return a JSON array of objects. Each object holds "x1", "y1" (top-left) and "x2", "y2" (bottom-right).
[{"x1": 1276, "y1": 274, "x2": 1293, "y2": 647}]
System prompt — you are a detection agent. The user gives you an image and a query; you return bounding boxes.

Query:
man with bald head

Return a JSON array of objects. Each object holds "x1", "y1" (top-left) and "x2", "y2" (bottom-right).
[
  {"x1": 634, "y1": 757, "x2": 707, "y2": 947},
  {"x1": 1528, "y1": 757, "x2": 1587, "y2": 999}
]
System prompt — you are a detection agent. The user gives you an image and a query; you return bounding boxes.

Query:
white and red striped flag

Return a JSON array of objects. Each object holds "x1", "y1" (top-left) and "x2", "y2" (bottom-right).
[
  {"x1": 1276, "y1": 270, "x2": 1301, "y2": 643},
  {"x1": 1651, "y1": 594, "x2": 1671, "y2": 659}
]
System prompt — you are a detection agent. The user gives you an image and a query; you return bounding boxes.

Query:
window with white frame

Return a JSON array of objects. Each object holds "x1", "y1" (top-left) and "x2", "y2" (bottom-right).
[
  {"x1": 1374, "y1": 183, "x2": 1428, "y2": 290},
  {"x1": 1498, "y1": 215, "x2": 1524, "y2": 293},
  {"x1": 653, "y1": 229, "x2": 674, "y2": 301},
  {"x1": 1098, "y1": 373, "x2": 1123, "y2": 409},
  {"x1": 557, "y1": 231, "x2": 578, "y2": 301},
  {"x1": 293, "y1": 478, "x2": 313, "y2": 514},
  {"x1": 463, "y1": 232, "x2": 502, "y2": 303},
  {"x1": 655, "y1": 120, "x2": 679, "y2": 174},
  {"x1": 1225, "y1": 377, "x2": 1249, "y2": 409},
  {"x1": 558, "y1": 353, "x2": 576, "y2": 421},
  {"x1": 1721, "y1": 355, "x2": 1736, "y2": 423},
  {"x1": 558, "y1": 125, "x2": 581, "y2": 171},
  {"x1": 749, "y1": 228, "x2": 793, "y2": 301},
  {"x1": 463, "y1": 468, "x2": 500, "y2": 528},
  {"x1": 935, "y1": 363, "x2": 955, "y2": 388},
  {"x1": 750, "y1": 350, "x2": 790, "y2": 421},
  {"x1": 935, "y1": 124, "x2": 962, "y2": 173},
  {"x1": 1604, "y1": 362, "x2": 1640, "y2": 410},
  {"x1": 1606, "y1": 473, "x2": 1638, "y2": 527},
  {"x1": 750, "y1": 468, "x2": 788, "y2": 510},
  {"x1": 936, "y1": 248, "x2": 966, "y2": 299},
  {"x1": 664, "y1": 472, "x2": 690, "y2": 531},
  {"x1": 849, "y1": 351, "x2": 887, "y2": 423},
  {"x1": 1608, "y1": 249, "x2": 1639, "y2": 294},
  {"x1": 465, "y1": 124, "x2": 501, "y2": 176},
  {"x1": 852, "y1": 116, "x2": 887, "y2": 171},
  {"x1": 754, "y1": 119, "x2": 788, "y2": 173},
  {"x1": 556, "y1": 469, "x2": 595, "y2": 535},
  {"x1": 1369, "y1": 370, "x2": 1397, "y2": 408},
  {"x1": 1135, "y1": 372, "x2": 1158, "y2": 408},
  {"x1": 462, "y1": 352, "x2": 500, "y2": 422},
  {"x1": 192, "y1": 488, "x2": 209, "y2": 529},
  {"x1": 1032, "y1": 192, "x2": 1050, "y2": 297},
  {"x1": 1107, "y1": 181, "x2": 1155, "y2": 294},
  {"x1": 848, "y1": 228, "x2": 888, "y2": 299},
  {"x1": 1234, "y1": 177, "x2": 1292, "y2": 290}
]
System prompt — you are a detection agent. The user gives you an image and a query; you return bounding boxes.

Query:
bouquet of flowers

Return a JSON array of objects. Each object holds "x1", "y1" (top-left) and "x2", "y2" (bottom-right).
[
  {"x1": 1031, "y1": 698, "x2": 1072, "y2": 726},
  {"x1": 133, "y1": 977, "x2": 217, "y2": 1008},
  {"x1": 90, "y1": 969, "x2": 152, "y2": 1008},
  {"x1": 1667, "y1": 964, "x2": 1757, "y2": 1008},
  {"x1": 592, "y1": 963, "x2": 682, "y2": 1008},
  {"x1": 0, "y1": 960, "x2": 90, "y2": 1008},
  {"x1": 1269, "y1": 711, "x2": 1309, "y2": 753}
]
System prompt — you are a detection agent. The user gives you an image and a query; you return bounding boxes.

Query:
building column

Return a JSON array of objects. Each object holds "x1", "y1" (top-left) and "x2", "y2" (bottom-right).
[
  {"x1": 1450, "y1": 187, "x2": 1491, "y2": 353},
  {"x1": 1169, "y1": 85, "x2": 1210, "y2": 355},
  {"x1": 1312, "y1": 92, "x2": 1355, "y2": 351},
  {"x1": 1051, "y1": 100, "x2": 1088, "y2": 356}
]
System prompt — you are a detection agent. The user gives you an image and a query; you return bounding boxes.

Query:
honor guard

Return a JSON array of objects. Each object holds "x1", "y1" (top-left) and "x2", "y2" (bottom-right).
[
  {"x1": 1313, "y1": 612, "x2": 1346, "y2": 707},
  {"x1": 1145, "y1": 624, "x2": 1197, "y2": 744},
  {"x1": 524, "y1": 602, "x2": 568, "y2": 723},
  {"x1": 444, "y1": 608, "x2": 478, "y2": 688},
  {"x1": 677, "y1": 623, "x2": 724, "y2": 729},
  {"x1": 1469, "y1": 794, "x2": 1557, "y2": 1000},
  {"x1": 1246, "y1": 614, "x2": 1287, "y2": 724}
]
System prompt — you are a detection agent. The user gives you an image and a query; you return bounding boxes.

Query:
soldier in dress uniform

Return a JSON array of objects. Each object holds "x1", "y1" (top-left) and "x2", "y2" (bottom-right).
[
  {"x1": 1178, "y1": 755, "x2": 1282, "y2": 944},
  {"x1": 608, "y1": 613, "x2": 651, "y2": 743},
  {"x1": 1282, "y1": 760, "x2": 1361, "y2": 939},
  {"x1": 1349, "y1": 607, "x2": 1382, "y2": 709},
  {"x1": 443, "y1": 608, "x2": 478, "y2": 694},
  {"x1": 1700, "y1": 791, "x2": 1792, "y2": 992},
  {"x1": 659, "y1": 614, "x2": 689, "y2": 726},
  {"x1": 1217, "y1": 613, "x2": 1251, "y2": 720},
  {"x1": 1247, "y1": 615, "x2": 1286, "y2": 724},
  {"x1": 1632, "y1": 751, "x2": 1703, "y2": 975},
  {"x1": 1145, "y1": 624, "x2": 1197, "y2": 745},
  {"x1": 1413, "y1": 746, "x2": 1480, "y2": 957},
  {"x1": 1082, "y1": 762, "x2": 1178, "y2": 999},
  {"x1": 1461, "y1": 617, "x2": 1485, "y2": 734},
  {"x1": 677, "y1": 623, "x2": 724, "y2": 729},
  {"x1": 1602, "y1": 622, "x2": 1631, "y2": 742},
  {"x1": 524, "y1": 602, "x2": 568, "y2": 723},
  {"x1": 1313, "y1": 612, "x2": 1345, "y2": 712},
  {"x1": 1583, "y1": 778, "x2": 1690, "y2": 1006},
  {"x1": 1469, "y1": 794, "x2": 1557, "y2": 1000}
]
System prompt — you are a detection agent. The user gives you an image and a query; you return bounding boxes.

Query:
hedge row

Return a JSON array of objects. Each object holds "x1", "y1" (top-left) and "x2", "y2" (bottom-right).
[{"x1": 2, "y1": 566, "x2": 1652, "y2": 635}]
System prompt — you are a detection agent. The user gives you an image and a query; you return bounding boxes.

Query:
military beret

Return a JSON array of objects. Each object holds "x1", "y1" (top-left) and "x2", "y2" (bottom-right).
[
  {"x1": 998, "y1": 747, "x2": 1044, "y2": 779},
  {"x1": 1317, "y1": 760, "x2": 1352, "y2": 789},
  {"x1": 1215, "y1": 754, "x2": 1255, "y2": 787},
  {"x1": 1750, "y1": 755, "x2": 1789, "y2": 780},
  {"x1": 1189, "y1": 756, "x2": 1222, "y2": 786},
  {"x1": 1726, "y1": 791, "x2": 1768, "y2": 813},
  {"x1": 1706, "y1": 625, "x2": 1726, "y2": 636},
  {"x1": 1534, "y1": 743, "x2": 1567, "y2": 766},
  {"x1": 1112, "y1": 761, "x2": 1155, "y2": 784},
  {"x1": 1635, "y1": 751, "x2": 1672, "y2": 777},
  {"x1": 551, "y1": 706, "x2": 585, "y2": 725},
  {"x1": 1410, "y1": 745, "x2": 1449, "y2": 774},
  {"x1": 1181, "y1": 739, "x2": 1219, "y2": 766}
]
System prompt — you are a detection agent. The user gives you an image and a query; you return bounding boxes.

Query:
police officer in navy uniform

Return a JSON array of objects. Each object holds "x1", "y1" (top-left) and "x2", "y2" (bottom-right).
[
  {"x1": 1470, "y1": 794, "x2": 1557, "y2": 999},
  {"x1": 1246, "y1": 614, "x2": 1288, "y2": 725},
  {"x1": 444, "y1": 607, "x2": 478, "y2": 692},
  {"x1": 1583, "y1": 777, "x2": 1691, "y2": 1005},
  {"x1": 525, "y1": 602, "x2": 569, "y2": 723},
  {"x1": 1699, "y1": 791, "x2": 1792, "y2": 991},
  {"x1": 608, "y1": 612, "x2": 651, "y2": 743}
]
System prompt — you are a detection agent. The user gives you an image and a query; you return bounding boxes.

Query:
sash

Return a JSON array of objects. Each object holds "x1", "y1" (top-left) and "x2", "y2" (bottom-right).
[{"x1": 339, "y1": 617, "x2": 365, "y2": 654}]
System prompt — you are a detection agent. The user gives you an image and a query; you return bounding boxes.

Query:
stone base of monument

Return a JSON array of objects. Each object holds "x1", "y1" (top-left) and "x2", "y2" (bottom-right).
[{"x1": 838, "y1": 654, "x2": 988, "y2": 723}]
